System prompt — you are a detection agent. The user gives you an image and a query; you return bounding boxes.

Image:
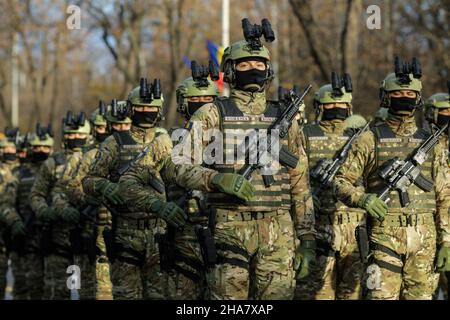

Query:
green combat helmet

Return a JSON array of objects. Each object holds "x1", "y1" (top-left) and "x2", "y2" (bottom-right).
[
  {"x1": 313, "y1": 72, "x2": 353, "y2": 121},
  {"x1": 1, "y1": 127, "x2": 20, "y2": 148},
  {"x1": 380, "y1": 57, "x2": 423, "y2": 110},
  {"x1": 128, "y1": 78, "x2": 164, "y2": 127},
  {"x1": 424, "y1": 80, "x2": 450, "y2": 127},
  {"x1": 344, "y1": 114, "x2": 367, "y2": 129},
  {"x1": 220, "y1": 18, "x2": 275, "y2": 89},
  {"x1": 90, "y1": 101, "x2": 108, "y2": 127},
  {"x1": 177, "y1": 60, "x2": 219, "y2": 119},
  {"x1": 105, "y1": 99, "x2": 132, "y2": 125},
  {"x1": 62, "y1": 111, "x2": 91, "y2": 134},
  {"x1": 29, "y1": 123, "x2": 54, "y2": 147}
]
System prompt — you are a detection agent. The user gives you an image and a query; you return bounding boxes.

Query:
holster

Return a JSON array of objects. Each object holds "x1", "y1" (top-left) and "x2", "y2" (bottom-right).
[
  {"x1": 102, "y1": 225, "x2": 116, "y2": 264},
  {"x1": 155, "y1": 227, "x2": 175, "y2": 272},
  {"x1": 355, "y1": 223, "x2": 370, "y2": 264},
  {"x1": 80, "y1": 223, "x2": 97, "y2": 265},
  {"x1": 194, "y1": 225, "x2": 217, "y2": 269}
]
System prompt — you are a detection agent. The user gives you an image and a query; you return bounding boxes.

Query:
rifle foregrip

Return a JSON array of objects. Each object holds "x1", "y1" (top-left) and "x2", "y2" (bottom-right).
[
  {"x1": 279, "y1": 145, "x2": 299, "y2": 169},
  {"x1": 414, "y1": 173, "x2": 434, "y2": 192}
]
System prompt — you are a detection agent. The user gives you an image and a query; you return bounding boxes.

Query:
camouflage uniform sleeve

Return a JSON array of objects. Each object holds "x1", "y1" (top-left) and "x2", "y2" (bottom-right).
[
  {"x1": 82, "y1": 136, "x2": 119, "y2": 198},
  {"x1": 30, "y1": 158, "x2": 54, "y2": 220},
  {"x1": 0, "y1": 167, "x2": 21, "y2": 226},
  {"x1": 433, "y1": 139, "x2": 450, "y2": 246},
  {"x1": 119, "y1": 132, "x2": 174, "y2": 212},
  {"x1": 161, "y1": 103, "x2": 220, "y2": 191},
  {"x1": 288, "y1": 123, "x2": 315, "y2": 239},
  {"x1": 52, "y1": 153, "x2": 80, "y2": 210},
  {"x1": 67, "y1": 149, "x2": 97, "y2": 207},
  {"x1": 333, "y1": 131, "x2": 376, "y2": 207}
]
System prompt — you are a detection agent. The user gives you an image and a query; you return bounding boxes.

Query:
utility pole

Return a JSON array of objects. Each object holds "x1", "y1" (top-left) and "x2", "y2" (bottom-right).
[
  {"x1": 11, "y1": 33, "x2": 19, "y2": 127},
  {"x1": 222, "y1": 0, "x2": 230, "y2": 96}
]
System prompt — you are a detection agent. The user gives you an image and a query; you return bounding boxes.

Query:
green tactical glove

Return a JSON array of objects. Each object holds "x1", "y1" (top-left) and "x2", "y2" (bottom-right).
[
  {"x1": 11, "y1": 220, "x2": 26, "y2": 239},
  {"x1": 41, "y1": 206, "x2": 60, "y2": 223},
  {"x1": 60, "y1": 207, "x2": 81, "y2": 224},
  {"x1": 357, "y1": 193, "x2": 388, "y2": 222},
  {"x1": 150, "y1": 200, "x2": 187, "y2": 228},
  {"x1": 85, "y1": 195, "x2": 101, "y2": 206},
  {"x1": 210, "y1": 173, "x2": 255, "y2": 202},
  {"x1": 436, "y1": 246, "x2": 450, "y2": 272},
  {"x1": 294, "y1": 239, "x2": 316, "y2": 280},
  {"x1": 101, "y1": 182, "x2": 125, "y2": 206}
]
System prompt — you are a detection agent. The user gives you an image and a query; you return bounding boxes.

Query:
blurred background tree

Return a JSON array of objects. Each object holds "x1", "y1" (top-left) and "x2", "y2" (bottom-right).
[{"x1": 0, "y1": 0, "x2": 448, "y2": 147}]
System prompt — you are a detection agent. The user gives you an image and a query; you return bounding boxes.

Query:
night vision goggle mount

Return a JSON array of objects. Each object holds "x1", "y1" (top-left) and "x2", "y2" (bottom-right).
[
  {"x1": 331, "y1": 72, "x2": 353, "y2": 97},
  {"x1": 36, "y1": 123, "x2": 53, "y2": 140},
  {"x1": 394, "y1": 56, "x2": 422, "y2": 85},
  {"x1": 191, "y1": 60, "x2": 219, "y2": 88},
  {"x1": 111, "y1": 99, "x2": 130, "y2": 120},
  {"x1": 4, "y1": 127, "x2": 20, "y2": 145},
  {"x1": 278, "y1": 85, "x2": 301, "y2": 103},
  {"x1": 242, "y1": 18, "x2": 275, "y2": 50},
  {"x1": 139, "y1": 77, "x2": 161, "y2": 102},
  {"x1": 64, "y1": 111, "x2": 86, "y2": 130}
]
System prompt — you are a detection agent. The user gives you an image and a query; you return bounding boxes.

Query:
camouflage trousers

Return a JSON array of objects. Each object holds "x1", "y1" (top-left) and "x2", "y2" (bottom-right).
[
  {"x1": 367, "y1": 218, "x2": 439, "y2": 300},
  {"x1": 9, "y1": 251, "x2": 28, "y2": 300},
  {"x1": 43, "y1": 253, "x2": 73, "y2": 300},
  {"x1": 295, "y1": 216, "x2": 364, "y2": 300},
  {"x1": 96, "y1": 225, "x2": 112, "y2": 300},
  {"x1": 0, "y1": 250, "x2": 7, "y2": 300},
  {"x1": 74, "y1": 254, "x2": 96, "y2": 300},
  {"x1": 10, "y1": 252, "x2": 44, "y2": 300},
  {"x1": 207, "y1": 210, "x2": 296, "y2": 300},
  {"x1": 166, "y1": 223, "x2": 206, "y2": 300},
  {"x1": 110, "y1": 217, "x2": 168, "y2": 300}
]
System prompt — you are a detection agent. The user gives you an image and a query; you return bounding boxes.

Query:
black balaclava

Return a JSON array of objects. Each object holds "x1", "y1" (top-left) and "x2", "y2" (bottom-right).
[
  {"x1": 187, "y1": 101, "x2": 208, "y2": 117},
  {"x1": 234, "y1": 57, "x2": 268, "y2": 92},
  {"x1": 437, "y1": 114, "x2": 450, "y2": 128},
  {"x1": 389, "y1": 97, "x2": 417, "y2": 115},
  {"x1": 66, "y1": 138, "x2": 86, "y2": 150},
  {"x1": 322, "y1": 108, "x2": 349, "y2": 121},
  {"x1": 131, "y1": 111, "x2": 159, "y2": 128},
  {"x1": 2, "y1": 153, "x2": 17, "y2": 162},
  {"x1": 95, "y1": 132, "x2": 109, "y2": 143},
  {"x1": 31, "y1": 151, "x2": 50, "y2": 163}
]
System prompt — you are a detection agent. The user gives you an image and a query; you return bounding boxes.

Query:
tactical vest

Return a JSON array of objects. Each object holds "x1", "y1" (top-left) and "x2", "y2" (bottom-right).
[
  {"x1": 304, "y1": 123, "x2": 364, "y2": 215},
  {"x1": 206, "y1": 97, "x2": 291, "y2": 212},
  {"x1": 16, "y1": 163, "x2": 40, "y2": 223},
  {"x1": 110, "y1": 131, "x2": 145, "y2": 183},
  {"x1": 367, "y1": 123, "x2": 436, "y2": 213}
]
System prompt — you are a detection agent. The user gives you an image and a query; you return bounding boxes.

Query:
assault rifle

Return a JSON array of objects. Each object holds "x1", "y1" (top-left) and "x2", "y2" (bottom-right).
[
  {"x1": 377, "y1": 124, "x2": 448, "y2": 207},
  {"x1": 238, "y1": 84, "x2": 312, "y2": 187},
  {"x1": 310, "y1": 120, "x2": 371, "y2": 195}
]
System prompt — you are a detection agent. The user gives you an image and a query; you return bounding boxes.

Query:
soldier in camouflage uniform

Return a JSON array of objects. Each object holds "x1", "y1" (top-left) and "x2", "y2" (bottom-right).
[
  {"x1": 295, "y1": 74, "x2": 366, "y2": 300},
  {"x1": 5, "y1": 130, "x2": 54, "y2": 300},
  {"x1": 29, "y1": 113, "x2": 90, "y2": 300},
  {"x1": 334, "y1": 60, "x2": 450, "y2": 299},
  {"x1": 162, "y1": 69, "x2": 219, "y2": 300},
  {"x1": 66, "y1": 103, "x2": 131, "y2": 300},
  {"x1": 423, "y1": 86, "x2": 450, "y2": 299},
  {"x1": 120, "y1": 22, "x2": 315, "y2": 300},
  {"x1": 82, "y1": 82, "x2": 170, "y2": 300},
  {"x1": 59, "y1": 106, "x2": 111, "y2": 300},
  {"x1": 0, "y1": 136, "x2": 21, "y2": 299}
]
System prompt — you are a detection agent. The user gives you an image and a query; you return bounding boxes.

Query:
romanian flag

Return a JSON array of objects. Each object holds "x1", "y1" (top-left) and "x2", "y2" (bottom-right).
[{"x1": 207, "y1": 40, "x2": 224, "y2": 92}]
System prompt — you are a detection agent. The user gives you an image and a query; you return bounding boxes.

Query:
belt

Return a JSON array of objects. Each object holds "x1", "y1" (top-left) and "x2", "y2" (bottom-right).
[
  {"x1": 215, "y1": 209, "x2": 286, "y2": 223},
  {"x1": 372, "y1": 213, "x2": 434, "y2": 227},
  {"x1": 317, "y1": 210, "x2": 365, "y2": 225},
  {"x1": 116, "y1": 217, "x2": 159, "y2": 230}
]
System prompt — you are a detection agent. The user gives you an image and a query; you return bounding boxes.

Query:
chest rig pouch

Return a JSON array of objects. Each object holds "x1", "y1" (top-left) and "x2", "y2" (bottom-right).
[
  {"x1": 205, "y1": 97, "x2": 292, "y2": 212},
  {"x1": 368, "y1": 123, "x2": 436, "y2": 212}
]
